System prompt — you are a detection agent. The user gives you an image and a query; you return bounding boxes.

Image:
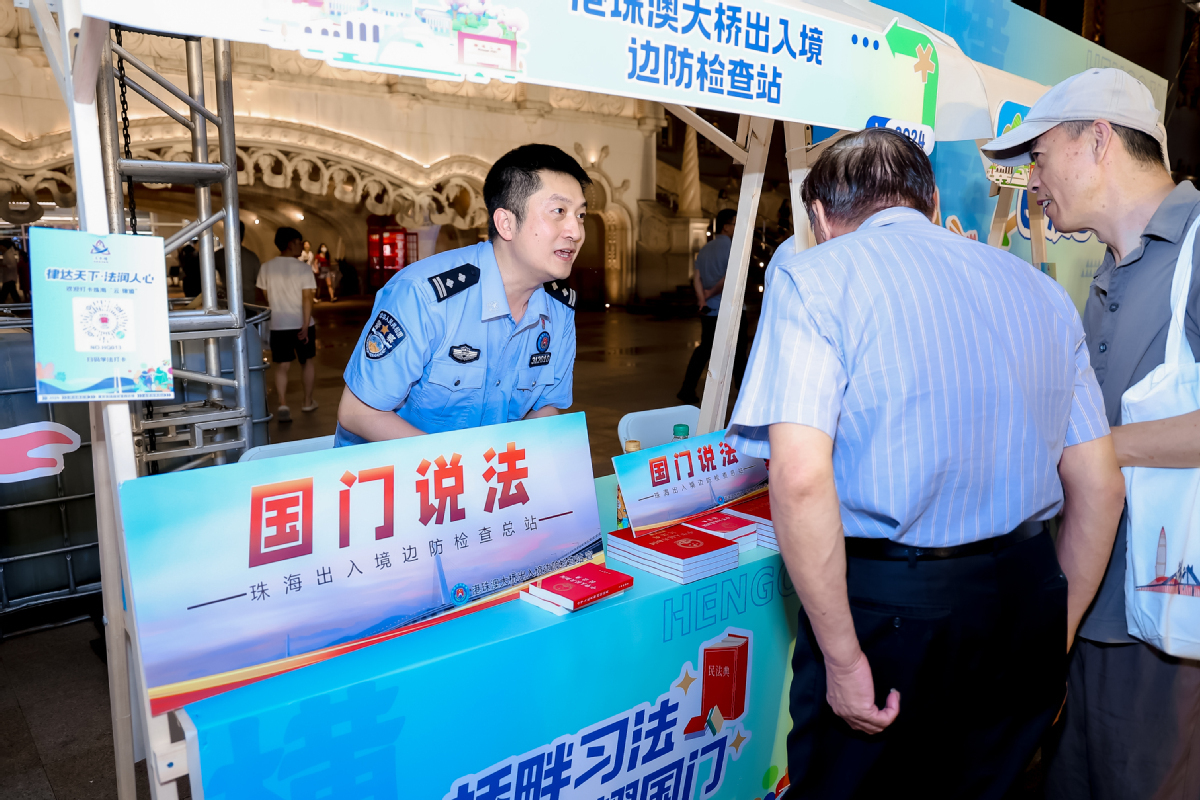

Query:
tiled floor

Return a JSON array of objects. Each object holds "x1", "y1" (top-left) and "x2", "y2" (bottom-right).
[{"x1": 0, "y1": 302, "x2": 721, "y2": 799}]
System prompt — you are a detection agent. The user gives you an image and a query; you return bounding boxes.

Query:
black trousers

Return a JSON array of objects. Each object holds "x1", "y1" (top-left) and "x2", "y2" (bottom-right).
[
  {"x1": 787, "y1": 532, "x2": 1068, "y2": 799},
  {"x1": 679, "y1": 313, "x2": 748, "y2": 398},
  {"x1": 0, "y1": 280, "x2": 19, "y2": 303}
]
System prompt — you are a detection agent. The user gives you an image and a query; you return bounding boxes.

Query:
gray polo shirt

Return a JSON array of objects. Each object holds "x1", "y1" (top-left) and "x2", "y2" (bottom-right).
[{"x1": 1079, "y1": 180, "x2": 1200, "y2": 643}]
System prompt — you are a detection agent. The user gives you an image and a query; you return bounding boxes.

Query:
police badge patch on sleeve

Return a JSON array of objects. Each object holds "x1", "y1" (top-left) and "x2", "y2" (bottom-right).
[{"x1": 364, "y1": 310, "x2": 406, "y2": 360}]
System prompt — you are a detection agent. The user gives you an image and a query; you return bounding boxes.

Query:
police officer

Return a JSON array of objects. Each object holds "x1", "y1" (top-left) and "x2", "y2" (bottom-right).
[{"x1": 335, "y1": 144, "x2": 590, "y2": 445}]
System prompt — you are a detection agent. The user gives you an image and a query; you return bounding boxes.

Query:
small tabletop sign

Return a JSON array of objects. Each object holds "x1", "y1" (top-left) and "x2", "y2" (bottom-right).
[
  {"x1": 30, "y1": 227, "x2": 173, "y2": 402},
  {"x1": 612, "y1": 429, "x2": 767, "y2": 537}
]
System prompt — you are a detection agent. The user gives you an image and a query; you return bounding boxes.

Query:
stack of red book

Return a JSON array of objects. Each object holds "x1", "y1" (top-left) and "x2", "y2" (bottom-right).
[
  {"x1": 519, "y1": 562, "x2": 633, "y2": 616},
  {"x1": 723, "y1": 494, "x2": 776, "y2": 551},
  {"x1": 681, "y1": 511, "x2": 758, "y2": 552},
  {"x1": 607, "y1": 525, "x2": 738, "y2": 583}
]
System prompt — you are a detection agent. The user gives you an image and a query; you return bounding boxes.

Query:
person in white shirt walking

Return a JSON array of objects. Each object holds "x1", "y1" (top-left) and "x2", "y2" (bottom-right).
[{"x1": 257, "y1": 226, "x2": 318, "y2": 422}]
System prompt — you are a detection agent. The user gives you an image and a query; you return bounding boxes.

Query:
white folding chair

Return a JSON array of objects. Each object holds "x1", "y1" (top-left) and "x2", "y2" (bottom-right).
[
  {"x1": 617, "y1": 405, "x2": 701, "y2": 452},
  {"x1": 238, "y1": 435, "x2": 336, "y2": 462}
]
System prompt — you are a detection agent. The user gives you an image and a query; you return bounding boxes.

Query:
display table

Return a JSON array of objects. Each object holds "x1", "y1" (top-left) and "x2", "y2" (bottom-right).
[{"x1": 180, "y1": 536, "x2": 799, "y2": 799}]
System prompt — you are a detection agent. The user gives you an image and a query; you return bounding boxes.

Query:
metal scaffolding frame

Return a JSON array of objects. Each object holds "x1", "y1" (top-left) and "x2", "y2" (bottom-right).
[{"x1": 95, "y1": 29, "x2": 255, "y2": 472}]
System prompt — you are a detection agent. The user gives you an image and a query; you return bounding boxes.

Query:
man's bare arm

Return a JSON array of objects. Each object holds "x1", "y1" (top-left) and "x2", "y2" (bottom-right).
[
  {"x1": 1057, "y1": 434, "x2": 1126, "y2": 649},
  {"x1": 337, "y1": 388, "x2": 425, "y2": 441},
  {"x1": 297, "y1": 288, "x2": 314, "y2": 341},
  {"x1": 769, "y1": 422, "x2": 899, "y2": 734},
  {"x1": 705, "y1": 276, "x2": 726, "y2": 300},
  {"x1": 1111, "y1": 410, "x2": 1200, "y2": 468}
]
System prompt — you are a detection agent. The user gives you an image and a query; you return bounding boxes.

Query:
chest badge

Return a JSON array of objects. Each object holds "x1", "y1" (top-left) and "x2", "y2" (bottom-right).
[
  {"x1": 529, "y1": 352, "x2": 551, "y2": 367},
  {"x1": 365, "y1": 310, "x2": 406, "y2": 360},
  {"x1": 450, "y1": 343, "x2": 481, "y2": 364},
  {"x1": 536, "y1": 331, "x2": 551, "y2": 353}
]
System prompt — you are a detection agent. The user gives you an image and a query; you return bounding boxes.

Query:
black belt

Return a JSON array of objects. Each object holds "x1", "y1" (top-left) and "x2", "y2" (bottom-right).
[{"x1": 844, "y1": 520, "x2": 1046, "y2": 562}]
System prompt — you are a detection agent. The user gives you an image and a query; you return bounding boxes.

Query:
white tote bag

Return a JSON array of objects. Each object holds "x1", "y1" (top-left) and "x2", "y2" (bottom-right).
[{"x1": 1121, "y1": 213, "x2": 1200, "y2": 658}]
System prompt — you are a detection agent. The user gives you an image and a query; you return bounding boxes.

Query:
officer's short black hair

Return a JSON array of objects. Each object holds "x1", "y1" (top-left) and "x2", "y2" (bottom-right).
[
  {"x1": 484, "y1": 144, "x2": 592, "y2": 240},
  {"x1": 274, "y1": 226, "x2": 303, "y2": 252},
  {"x1": 715, "y1": 208, "x2": 737, "y2": 233}
]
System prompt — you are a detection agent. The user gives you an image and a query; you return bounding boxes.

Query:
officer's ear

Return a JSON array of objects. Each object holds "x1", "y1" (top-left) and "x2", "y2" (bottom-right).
[{"x1": 493, "y1": 207, "x2": 519, "y2": 243}]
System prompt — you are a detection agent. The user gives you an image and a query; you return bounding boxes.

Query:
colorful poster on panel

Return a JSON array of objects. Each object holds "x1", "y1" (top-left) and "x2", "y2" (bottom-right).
[
  {"x1": 30, "y1": 227, "x2": 173, "y2": 402},
  {"x1": 119, "y1": 412, "x2": 601, "y2": 710}
]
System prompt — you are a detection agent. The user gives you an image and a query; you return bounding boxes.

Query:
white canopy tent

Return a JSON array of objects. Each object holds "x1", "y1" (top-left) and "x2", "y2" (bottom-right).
[{"x1": 26, "y1": 0, "x2": 1048, "y2": 795}]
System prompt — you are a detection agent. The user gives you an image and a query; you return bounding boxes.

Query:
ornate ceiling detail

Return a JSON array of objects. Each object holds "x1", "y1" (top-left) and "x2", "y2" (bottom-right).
[{"x1": 0, "y1": 117, "x2": 491, "y2": 229}]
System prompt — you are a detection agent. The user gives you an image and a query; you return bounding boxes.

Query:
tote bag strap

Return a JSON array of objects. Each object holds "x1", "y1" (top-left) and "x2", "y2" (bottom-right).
[{"x1": 1164, "y1": 213, "x2": 1200, "y2": 365}]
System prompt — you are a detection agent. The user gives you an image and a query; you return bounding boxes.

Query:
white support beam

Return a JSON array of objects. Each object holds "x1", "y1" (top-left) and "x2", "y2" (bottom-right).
[
  {"x1": 988, "y1": 186, "x2": 1015, "y2": 249},
  {"x1": 72, "y1": 16, "x2": 108, "y2": 104},
  {"x1": 783, "y1": 121, "x2": 816, "y2": 256},
  {"x1": 35, "y1": 2, "x2": 141, "y2": 798},
  {"x1": 663, "y1": 103, "x2": 748, "y2": 165},
  {"x1": 697, "y1": 116, "x2": 773, "y2": 434},
  {"x1": 1027, "y1": 188, "x2": 1048, "y2": 266},
  {"x1": 28, "y1": 0, "x2": 67, "y2": 100}
]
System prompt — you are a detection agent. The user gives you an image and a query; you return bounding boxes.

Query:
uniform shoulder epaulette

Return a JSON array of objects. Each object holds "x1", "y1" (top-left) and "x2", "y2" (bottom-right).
[
  {"x1": 544, "y1": 280, "x2": 577, "y2": 310},
  {"x1": 428, "y1": 264, "x2": 480, "y2": 302}
]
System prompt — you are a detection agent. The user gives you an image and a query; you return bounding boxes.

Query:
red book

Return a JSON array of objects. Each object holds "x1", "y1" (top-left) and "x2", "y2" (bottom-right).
[
  {"x1": 527, "y1": 563, "x2": 633, "y2": 611},
  {"x1": 609, "y1": 525, "x2": 737, "y2": 563},
  {"x1": 685, "y1": 633, "x2": 750, "y2": 735},
  {"x1": 724, "y1": 495, "x2": 772, "y2": 525},
  {"x1": 682, "y1": 512, "x2": 757, "y2": 540}
]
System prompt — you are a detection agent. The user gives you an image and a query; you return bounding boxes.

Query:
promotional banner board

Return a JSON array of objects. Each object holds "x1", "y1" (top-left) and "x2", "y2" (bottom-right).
[
  {"x1": 613, "y1": 429, "x2": 767, "y2": 535},
  {"x1": 183, "y1": 548, "x2": 800, "y2": 800},
  {"x1": 120, "y1": 413, "x2": 601, "y2": 711},
  {"x1": 30, "y1": 227, "x2": 174, "y2": 402},
  {"x1": 83, "y1": 0, "x2": 941, "y2": 134}
]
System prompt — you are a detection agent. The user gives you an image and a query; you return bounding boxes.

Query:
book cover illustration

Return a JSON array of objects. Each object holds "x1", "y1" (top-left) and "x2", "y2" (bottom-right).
[{"x1": 684, "y1": 632, "x2": 751, "y2": 739}]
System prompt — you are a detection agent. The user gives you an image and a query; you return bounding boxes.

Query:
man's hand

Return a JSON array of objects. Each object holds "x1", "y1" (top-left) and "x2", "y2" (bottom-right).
[
  {"x1": 768, "y1": 423, "x2": 900, "y2": 735},
  {"x1": 825, "y1": 652, "x2": 900, "y2": 734},
  {"x1": 297, "y1": 326, "x2": 309, "y2": 343}
]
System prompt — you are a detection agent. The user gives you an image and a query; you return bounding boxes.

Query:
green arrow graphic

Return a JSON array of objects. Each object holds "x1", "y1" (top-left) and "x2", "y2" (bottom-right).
[{"x1": 884, "y1": 18, "x2": 939, "y2": 130}]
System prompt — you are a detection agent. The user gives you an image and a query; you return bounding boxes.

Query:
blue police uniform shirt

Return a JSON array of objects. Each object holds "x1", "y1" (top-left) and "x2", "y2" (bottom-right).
[{"x1": 335, "y1": 240, "x2": 577, "y2": 446}]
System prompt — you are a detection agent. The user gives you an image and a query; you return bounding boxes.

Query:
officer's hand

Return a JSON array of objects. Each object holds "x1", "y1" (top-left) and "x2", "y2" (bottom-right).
[{"x1": 825, "y1": 651, "x2": 899, "y2": 734}]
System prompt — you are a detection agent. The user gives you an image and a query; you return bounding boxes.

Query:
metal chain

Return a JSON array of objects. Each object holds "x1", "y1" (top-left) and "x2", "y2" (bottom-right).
[{"x1": 113, "y1": 27, "x2": 137, "y2": 235}]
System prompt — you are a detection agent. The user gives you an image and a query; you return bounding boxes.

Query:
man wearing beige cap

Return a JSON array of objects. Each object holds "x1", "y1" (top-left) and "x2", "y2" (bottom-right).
[{"x1": 983, "y1": 68, "x2": 1200, "y2": 798}]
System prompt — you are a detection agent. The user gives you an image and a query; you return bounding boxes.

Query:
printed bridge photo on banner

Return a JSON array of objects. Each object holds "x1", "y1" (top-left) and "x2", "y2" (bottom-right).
[{"x1": 119, "y1": 413, "x2": 602, "y2": 713}]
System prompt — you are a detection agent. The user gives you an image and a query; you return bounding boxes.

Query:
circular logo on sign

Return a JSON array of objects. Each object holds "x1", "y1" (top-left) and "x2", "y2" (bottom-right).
[
  {"x1": 79, "y1": 300, "x2": 129, "y2": 345},
  {"x1": 676, "y1": 538, "x2": 704, "y2": 549},
  {"x1": 537, "y1": 331, "x2": 551, "y2": 353},
  {"x1": 451, "y1": 582, "x2": 471, "y2": 606}
]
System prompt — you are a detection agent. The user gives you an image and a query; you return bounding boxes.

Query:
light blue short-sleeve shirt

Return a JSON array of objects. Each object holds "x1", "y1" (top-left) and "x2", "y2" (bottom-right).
[
  {"x1": 335, "y1": 241, "x2": 577, "y2": 446},
  {"x1": 727, "y1": 207, "x2": 1110, "y2": 546}
]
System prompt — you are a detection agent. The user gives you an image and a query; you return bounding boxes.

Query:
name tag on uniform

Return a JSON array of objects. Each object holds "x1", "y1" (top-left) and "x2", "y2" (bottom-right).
[
  {"x1": 365, "y1": 311, "x2": 406, "y2": 360},
  {"x1": 529, "y1": 352, "x2": 551, "y2": 367}
]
